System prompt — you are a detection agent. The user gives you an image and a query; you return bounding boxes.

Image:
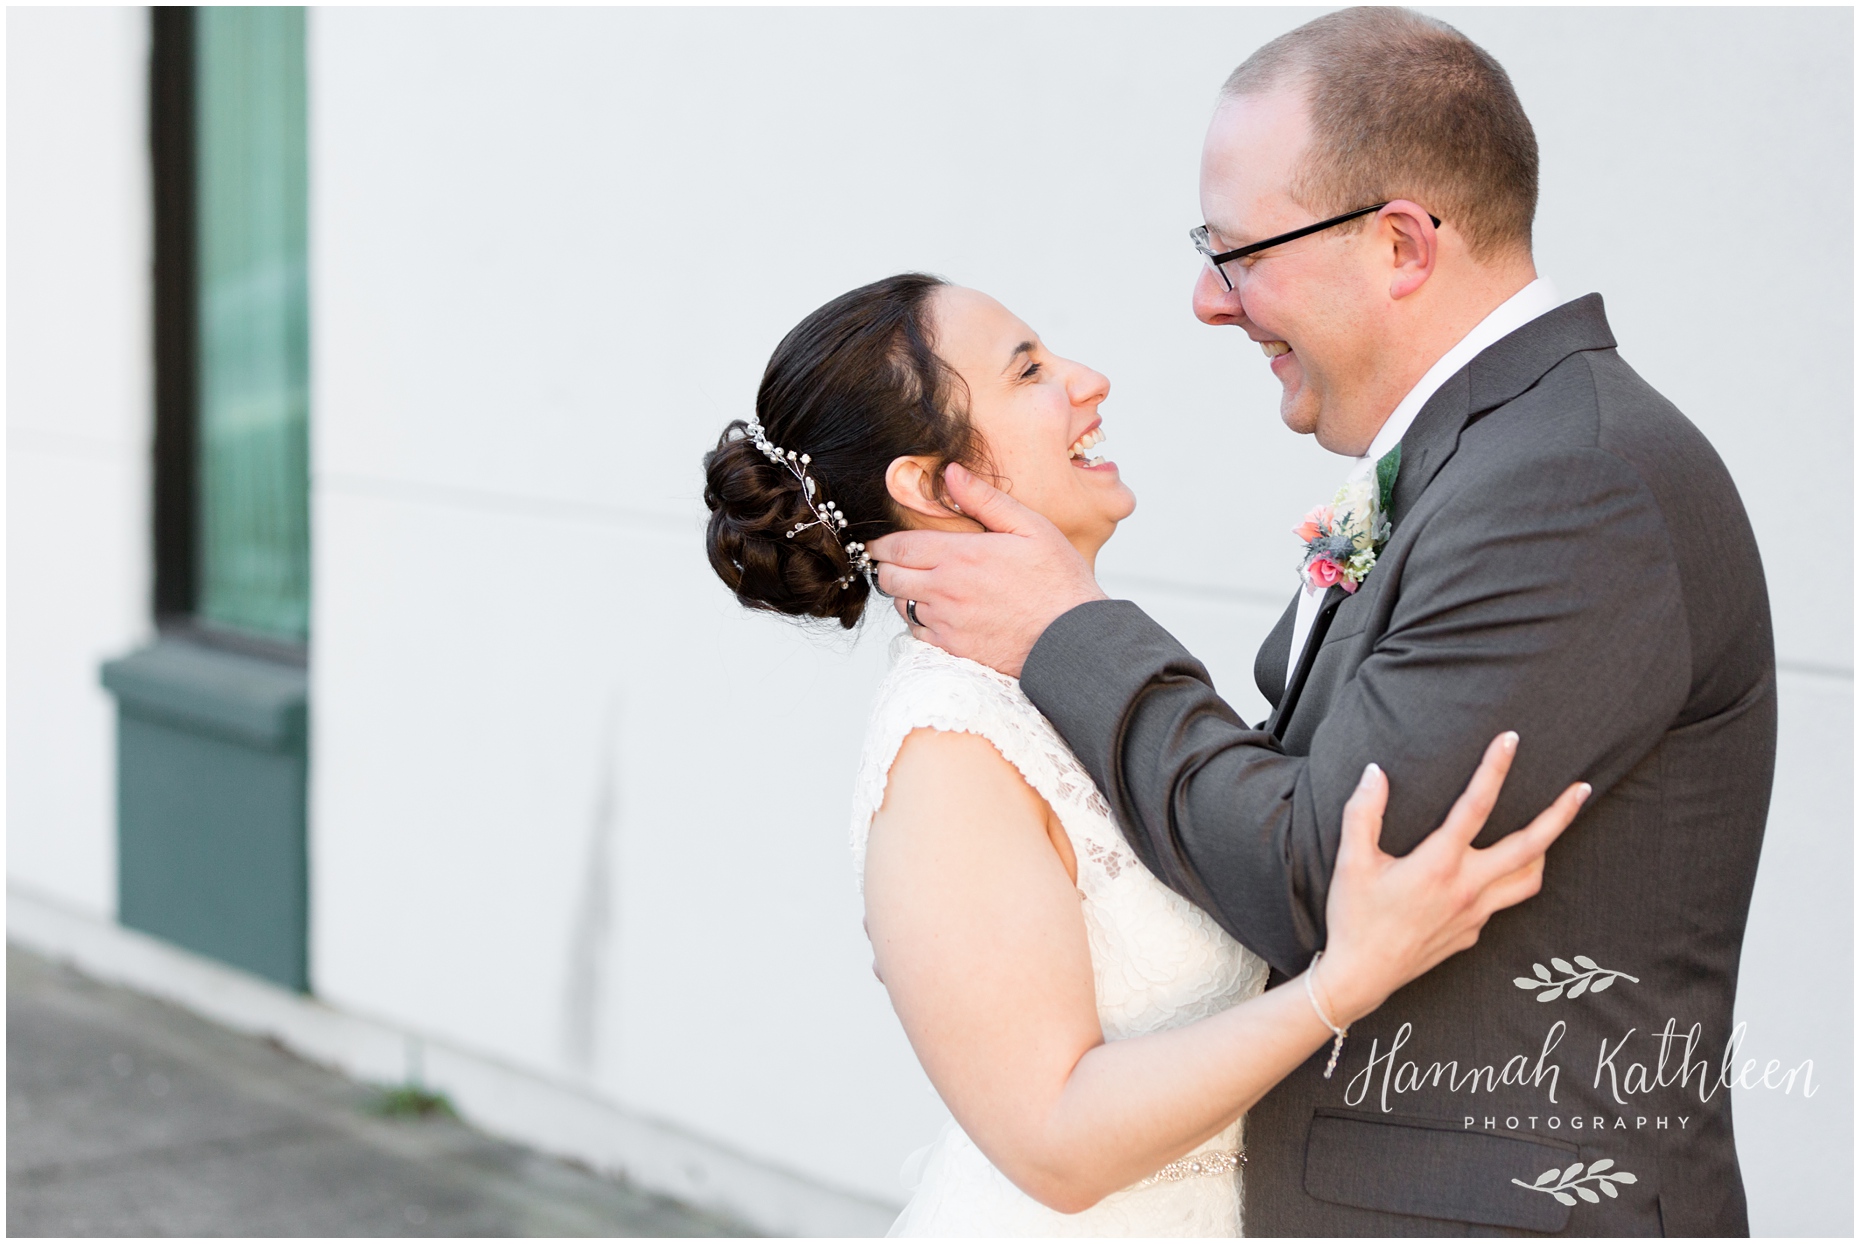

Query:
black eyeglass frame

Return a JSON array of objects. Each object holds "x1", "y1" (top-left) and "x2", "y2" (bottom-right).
[{"x1": 1191, "y1": 203, "x2": 1442, "y2": 290}]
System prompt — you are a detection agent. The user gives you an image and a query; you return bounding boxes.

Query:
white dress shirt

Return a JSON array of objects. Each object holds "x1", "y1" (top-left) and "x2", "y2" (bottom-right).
[{"x1": 1283, "y1": 278, "x2": 1566, "y2": 691}]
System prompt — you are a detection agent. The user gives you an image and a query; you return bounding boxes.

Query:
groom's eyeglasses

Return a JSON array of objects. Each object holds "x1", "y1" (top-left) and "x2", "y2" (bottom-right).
[{"x1": 1190, "y1": 204, "x2": 1441, "y2": 291}]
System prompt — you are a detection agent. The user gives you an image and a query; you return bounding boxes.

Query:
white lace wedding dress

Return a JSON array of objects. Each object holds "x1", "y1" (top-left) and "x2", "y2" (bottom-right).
[{"x1": 850, "y1": 635, "x2": 1269, "y2": 1237}]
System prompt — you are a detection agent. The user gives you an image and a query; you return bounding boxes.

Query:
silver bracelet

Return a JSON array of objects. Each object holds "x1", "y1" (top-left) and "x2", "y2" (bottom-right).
[{"x1": 1304, "y1": 950, "x2": 1348, "y2": 1079}]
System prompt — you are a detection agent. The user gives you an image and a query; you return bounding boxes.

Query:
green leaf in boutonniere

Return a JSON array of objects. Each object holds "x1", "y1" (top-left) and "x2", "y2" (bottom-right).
[
  {"x1": 1375, "y1": 444, "x2": 1401, "y2": 519},
  {"x1": 1297, "y1": 446, "x2": 1401, "y2": 595}
]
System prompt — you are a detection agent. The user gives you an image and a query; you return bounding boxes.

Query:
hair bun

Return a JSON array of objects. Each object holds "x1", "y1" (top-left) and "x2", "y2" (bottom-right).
[
  {"x1": 703, "y1": 422, "x2": 871, "y2": 629},
  {"x1": 700, "y1": 273, "x2": 965, "y2": 631}
]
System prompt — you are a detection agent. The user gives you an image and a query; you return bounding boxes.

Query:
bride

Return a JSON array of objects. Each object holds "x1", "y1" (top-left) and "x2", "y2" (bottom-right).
[{"x1": 702, "y1": 274, "x2": 1587, "y2": 1237}]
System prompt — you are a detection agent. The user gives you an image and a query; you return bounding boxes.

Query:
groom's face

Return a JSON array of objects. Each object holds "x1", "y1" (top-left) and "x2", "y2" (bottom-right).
[{"x1": 1195, "y1": 90, "x2": 1389, "y2": 455}]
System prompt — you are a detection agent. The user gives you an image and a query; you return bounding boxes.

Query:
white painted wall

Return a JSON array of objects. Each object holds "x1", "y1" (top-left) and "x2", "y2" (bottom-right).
[
  {"x1": 6, "y1": 6, "x2": 153, "y2": 919},
  {"x1": 307, "y1": 8, "x2": 1852, "y2": 1230},
  {"x1": 5, "y1": 5, "x2": 1845, "y2": 1235}
]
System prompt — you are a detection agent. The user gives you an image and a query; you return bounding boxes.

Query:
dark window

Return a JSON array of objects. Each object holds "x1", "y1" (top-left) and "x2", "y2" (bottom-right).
[{"x1": 150, "y1": 6, "x2": 309, "y2": 653}]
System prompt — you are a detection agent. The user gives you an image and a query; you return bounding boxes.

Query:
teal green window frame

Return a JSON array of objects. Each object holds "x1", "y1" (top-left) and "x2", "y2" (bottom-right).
[{"x1": 193, "y1": 6, "x2": 311, "y2": 644}]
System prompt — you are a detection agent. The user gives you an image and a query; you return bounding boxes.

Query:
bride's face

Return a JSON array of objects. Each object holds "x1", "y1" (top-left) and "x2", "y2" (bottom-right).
[{"x1": 921, "y1": 286, "x2": 1136, "y2": 557}]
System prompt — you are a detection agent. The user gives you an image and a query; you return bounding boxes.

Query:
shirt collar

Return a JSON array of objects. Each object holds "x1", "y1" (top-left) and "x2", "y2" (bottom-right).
[{"x1": 1356, "y1": 277, "x2": 1565, "y2": 471}]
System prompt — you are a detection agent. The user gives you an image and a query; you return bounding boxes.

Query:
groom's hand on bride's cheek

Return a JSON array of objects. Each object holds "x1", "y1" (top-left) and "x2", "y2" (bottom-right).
[{"x1": 869, "y1": 463, "x2": 1106, "y2": 678}]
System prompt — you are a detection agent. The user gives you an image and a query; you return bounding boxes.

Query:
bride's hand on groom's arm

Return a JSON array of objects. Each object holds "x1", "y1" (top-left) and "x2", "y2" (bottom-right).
[
  {"x1": 1315, "y1": 732, "x2": 1592, "y2": 1027},
  {"x1": 868, "y1": 464, "x2": 1106, "y2": 678}
]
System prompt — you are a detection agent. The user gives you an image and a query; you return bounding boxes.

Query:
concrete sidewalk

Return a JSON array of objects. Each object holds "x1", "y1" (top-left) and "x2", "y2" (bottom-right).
[{"x1": 6, "y1": 945, "x2": 750, "y2": 1237}]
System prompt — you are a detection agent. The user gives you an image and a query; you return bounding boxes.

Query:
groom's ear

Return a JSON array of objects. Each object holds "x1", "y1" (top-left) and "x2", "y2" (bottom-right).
[
  {"x1": 1381, "y1": 199, "x2": 1439, "y2": 301},
  {"x1": 885, "y1": 455, "x2": 964, "y2": 524}
]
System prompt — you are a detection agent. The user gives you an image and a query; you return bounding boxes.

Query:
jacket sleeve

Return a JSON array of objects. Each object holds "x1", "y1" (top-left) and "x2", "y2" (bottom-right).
[{"x1": 1020, "y1": 446, "x2": 1691, "y2": 976}]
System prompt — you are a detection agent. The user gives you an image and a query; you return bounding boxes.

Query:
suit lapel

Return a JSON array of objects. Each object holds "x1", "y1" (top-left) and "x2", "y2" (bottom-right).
[
  {"x1": 1266, "y1": 585, "x2": 1345, "y2": 741},
  {"x1": 1388, "y1": 369, "x2": 1472, "y2": 528},
  {"x1": 1253, "y1": 592, "x2": 1299, "y2": 713}
]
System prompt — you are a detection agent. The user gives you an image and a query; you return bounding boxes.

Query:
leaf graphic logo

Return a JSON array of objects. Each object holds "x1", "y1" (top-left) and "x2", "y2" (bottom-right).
[
  {"x1": 1512, "y1": 1158, "x2": 1637, "y2": 1206},
  {"x1": 1512, "y1": 955, "x2": 1640, "y2": 1001}
]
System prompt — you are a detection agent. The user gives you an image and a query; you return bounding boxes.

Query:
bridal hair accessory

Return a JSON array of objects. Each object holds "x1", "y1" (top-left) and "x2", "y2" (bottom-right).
[
  {"x1": 1304, "y1": 950, "x2": 1348, "y2": 1079},
  {"x1": 744, "y1": 414, "x2": 875, "y2": 590},
  {"x1": 1295, "y1": 445, "x2": 1399, "y2": 594}
]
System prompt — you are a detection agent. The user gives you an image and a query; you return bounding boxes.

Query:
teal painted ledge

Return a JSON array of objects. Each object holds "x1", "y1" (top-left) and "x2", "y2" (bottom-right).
[{"x1": 101, "y1": 636, "x2": 309, "y2": 991}]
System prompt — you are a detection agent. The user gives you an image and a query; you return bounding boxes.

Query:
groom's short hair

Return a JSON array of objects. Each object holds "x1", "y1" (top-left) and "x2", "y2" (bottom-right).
[{"x1": 1224, "y1": 7, "x2": 1538, "y2": 261}]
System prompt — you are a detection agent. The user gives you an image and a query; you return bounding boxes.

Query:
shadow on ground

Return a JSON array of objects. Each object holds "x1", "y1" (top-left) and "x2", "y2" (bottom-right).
[{"x1": 6, "y1": 945, "x2": 751, "y2": 1237}]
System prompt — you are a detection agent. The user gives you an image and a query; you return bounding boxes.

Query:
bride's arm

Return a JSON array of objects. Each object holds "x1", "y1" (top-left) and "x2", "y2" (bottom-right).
[{"x1": 864, "y1": 729, "x2": 1585, "y2": 1215}]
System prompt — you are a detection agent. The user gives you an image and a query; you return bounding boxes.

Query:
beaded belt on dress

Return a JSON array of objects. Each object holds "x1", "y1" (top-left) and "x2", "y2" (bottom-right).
[{"x1": 1134, "y1": 1148, "x2": 1245, "y2": 1187}]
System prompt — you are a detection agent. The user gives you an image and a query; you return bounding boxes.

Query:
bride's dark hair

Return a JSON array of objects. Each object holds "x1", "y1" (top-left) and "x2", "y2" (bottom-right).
[{"x1": 704, "y1": 273, "x2": 980, "y2": 629}]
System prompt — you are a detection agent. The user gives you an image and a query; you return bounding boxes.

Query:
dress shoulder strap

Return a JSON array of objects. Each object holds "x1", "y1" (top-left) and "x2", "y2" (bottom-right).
[{"x1": 848, "y1": 635, "x2": 1112, "y2": 890}]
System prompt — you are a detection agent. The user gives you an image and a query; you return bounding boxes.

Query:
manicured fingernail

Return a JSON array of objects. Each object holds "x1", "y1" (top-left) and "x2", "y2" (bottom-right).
[
  {"x1": 1500, "y1": 731, "x2": 1519, "y2": 752},
  {"x1": 1359, "y1": 762, "x2": 1380, "y2": 788},
  {"x1": 1576, "y1": 782, "x2": 1593, "y2": 805}
]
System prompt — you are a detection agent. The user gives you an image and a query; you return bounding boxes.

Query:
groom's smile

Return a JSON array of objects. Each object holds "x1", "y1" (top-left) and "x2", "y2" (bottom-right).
[{"x1": 1257, "y1": 336, "x2": 1302, "y2": 392}]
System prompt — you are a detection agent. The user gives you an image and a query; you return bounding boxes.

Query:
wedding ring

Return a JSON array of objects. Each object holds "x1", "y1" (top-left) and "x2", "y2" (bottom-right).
[{"x1": 906, "y1": 600, "x2": 922, "y2": 628}]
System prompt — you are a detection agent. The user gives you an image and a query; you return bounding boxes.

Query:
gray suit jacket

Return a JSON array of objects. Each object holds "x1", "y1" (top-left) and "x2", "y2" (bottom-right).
[{"x1": 1021, "y1": 296, "x2": 1774, "y2": 1236}]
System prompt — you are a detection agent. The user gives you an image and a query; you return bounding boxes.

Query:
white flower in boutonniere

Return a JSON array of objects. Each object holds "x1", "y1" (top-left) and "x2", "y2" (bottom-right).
[{"x1": 1294, "y1": 445, "x2": 1400, "y2": 595}]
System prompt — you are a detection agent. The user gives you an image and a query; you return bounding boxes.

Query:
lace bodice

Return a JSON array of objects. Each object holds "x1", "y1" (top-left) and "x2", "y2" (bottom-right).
[{"x1": 850, "y1": 635, "x2": 1269, "y2": 1236}]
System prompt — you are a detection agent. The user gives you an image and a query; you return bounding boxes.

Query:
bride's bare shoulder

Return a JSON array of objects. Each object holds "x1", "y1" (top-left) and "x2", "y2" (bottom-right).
[
  {"x1": 870, "y1": 726, "x2": 1076, "y2": 885},
  {"x1": 878, "y1": 726, "x2": 1046, "y2": 821}
]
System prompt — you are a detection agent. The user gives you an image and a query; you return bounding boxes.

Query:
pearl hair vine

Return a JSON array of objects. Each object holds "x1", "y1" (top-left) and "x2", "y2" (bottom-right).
[{"x1": 743, "y1": 414, "x2": 876, "y2": 590}]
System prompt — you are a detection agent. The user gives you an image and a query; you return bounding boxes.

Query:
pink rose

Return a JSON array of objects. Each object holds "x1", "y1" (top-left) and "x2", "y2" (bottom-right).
[
  {"x1": 1293, "y1": 505, "x2": 1333, "y2": 544},
  {"x1": 1304, "y1": 556, "x2": 1342, "y2": 591}
]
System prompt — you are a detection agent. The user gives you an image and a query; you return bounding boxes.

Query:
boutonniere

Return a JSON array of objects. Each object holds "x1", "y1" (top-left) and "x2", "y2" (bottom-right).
[{"x1": 1293, "y1": 445, "x2": 1400, "y2": 595}]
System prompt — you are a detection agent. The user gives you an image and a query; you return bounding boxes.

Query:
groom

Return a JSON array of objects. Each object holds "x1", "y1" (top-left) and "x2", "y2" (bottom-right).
[{"x1": 870, "y1": 8, "x2": 1774, "y2": 1237}]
